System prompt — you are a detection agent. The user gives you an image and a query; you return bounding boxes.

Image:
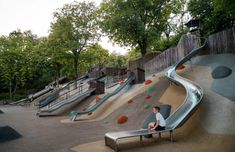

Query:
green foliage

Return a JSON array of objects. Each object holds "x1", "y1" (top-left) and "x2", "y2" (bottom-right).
[
  {"x1": 126, "y1": 48, "x2": 141, "y2": 61},
  {"x1": 79, "y1": 43, "x2": 110, "y2": 73},
  {"x1": 0, "y1": 30, "x2": 39, "y2": 99},
  {"x1": 151, "y1": 29, "x2": 187, "y2": 52},
  {"x1": 107, "y1": 53, "x2": 127, "y2": 68},
  {"x1": 0, "y1": 30, "x2": 55, "y2": 101},
  {"x1": 188, "y1": 0, "x2": 235, "y2": 36},
  {"x1": 49, "y1": 1, "x2": 100, "y2": 78},
  {"x1": 98, "y1": 0, "x2": 184, "y2": 56}
]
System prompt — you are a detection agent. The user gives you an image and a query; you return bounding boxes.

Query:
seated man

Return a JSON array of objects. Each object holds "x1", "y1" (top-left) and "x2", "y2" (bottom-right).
[{"x1": 148, "y1": 106, "x2": 166, "y2": 131}]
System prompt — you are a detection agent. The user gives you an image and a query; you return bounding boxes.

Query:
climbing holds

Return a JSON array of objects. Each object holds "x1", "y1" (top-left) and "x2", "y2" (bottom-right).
[
  {"x1": 127, "y1": 99, "x2": 133, "y2": 104},
  {"x1": 176, "y1": 65, "x2": 185, "y2": 70},
  {"x1": 145, "y1": 80, "x2": 152, "y2": 85},
  {"x1": 211, "y1": 66, "x2": 232, "y2": 79},
  {"x1": 119, "y1": 79, "x2": 124, "y2": 85},
  {"x1": 145, "y1": 95, "x2": 152, "y2": 100},
  {"x1": 144, "y1": 103, "x2": 151, "y2": 109},
  {"x1": 146, "y1": 86, "x2": 154, "y2": 93},
  {"x1": 117, "y1": 115, "x2": 128, "y2": 124},
  {"x1": 96, "y1": 96, "x2": 101, "y2": 103},
  {"x1": 88, "y1": 85, "x2": 91, "y2": 90},
  {"x1": 88, "y1": 112, "x2": 92, "y2": 116}
]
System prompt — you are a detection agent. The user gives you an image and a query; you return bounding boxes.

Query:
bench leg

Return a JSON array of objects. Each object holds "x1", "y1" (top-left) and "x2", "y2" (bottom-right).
[
  {"x1": 170, "y1": 131, "x2": 173, "y2": 142},
  {"x1": 140, "y1": 135, "x2": 143, "y2": 142},
  {"x1": 115, "y1": 140, "x2": 118, "y2": 152},
  {"x1": 158, "y1": 132, "x2": 161, "y2": 139}
]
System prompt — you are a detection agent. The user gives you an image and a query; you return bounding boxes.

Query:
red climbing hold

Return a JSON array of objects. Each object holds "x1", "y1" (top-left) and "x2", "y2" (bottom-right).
[
  {"x1": 145, "y1": 95, "x2": 152, "y2": 100},
  {"x1": 96, "y1": 96, "x2": 101, "y2": 103},
  {"x1": 117, "y1": 115, "x2": 128, "y2": 124},
  {"x1": 145, "y1": 80, "x2": 152, "y2": 85},
  {"x1": 127, "y1": 99, "x2": 133, "y2": 104},
  {"x1": 88, "y1": 85, "x2": 91, "y2": 90},
  {"x1": 176, "y1": 65, "x2": 185, "y2": 70},
  {"x1": 88, "y1": 112, "x2": 92, "y2": 116},
  {"x1": 119, "y1": 79, "x2": 124, "y2": 85}
]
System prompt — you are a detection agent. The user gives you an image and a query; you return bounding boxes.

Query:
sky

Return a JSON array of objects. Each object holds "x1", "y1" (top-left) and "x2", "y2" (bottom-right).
[{"x1": 0, "y1": 0, "x2": 129, "y2": 55}]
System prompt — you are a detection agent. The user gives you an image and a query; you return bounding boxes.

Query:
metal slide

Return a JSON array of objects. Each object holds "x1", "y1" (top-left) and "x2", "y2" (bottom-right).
[
  {"x1": 37, "y1": 88, "x2": 95, "y2": 116},
  {"x1": 9, "y1": 86, "x2": 53, "y2": 105},
  {"x1": 104, "y1": 40, "x2": 207, "y2": 151},
  {"x1": 70, "y1": 74, "x2": 135, "y2": 121},
  {"x1": 37, "y1": 77, "x2": 93, "y2": 116},
  {"x1": 36, "y1": 75, "x2": 88, "y2": 108},
  {"x1": 10, "y1": 75, "x2": 87, "y2": 106}
]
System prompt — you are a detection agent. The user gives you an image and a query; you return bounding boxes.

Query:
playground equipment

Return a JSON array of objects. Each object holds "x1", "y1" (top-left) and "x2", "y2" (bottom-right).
[
  {"x1": 104, "y1": 40, "x2": 207, "y2": 151},
  {"x1": 70, "y1": 74, "x2": 135, "y2": 121},
  {"x1": 35, "y1": 75, "x2": 88, "y2": 108},
  {"x1": 36, "y1": 77, "x2": 94, "y2": 116}
]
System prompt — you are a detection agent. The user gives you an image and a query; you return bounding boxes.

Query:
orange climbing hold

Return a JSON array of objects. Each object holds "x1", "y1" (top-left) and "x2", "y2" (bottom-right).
[
  {"x1": 117, "y1": 115, "x2": 128, "y2": 124},
  {"x1": 119, "y1": 79, "x2": 124, "y2": 85},
  {"x1": 127, "y1": 99, "x2": 133, "y2": 104},
  {"x1": 145, "y1": 95, "x2": 152, "y2": 100},
  {"x1": 96, "y1": 96, "x2": 101, "y2": 103},
  {"x1": 145, "y1": 80, "x2": 152, "y2": 85},
  {"x1": 176, "y1": 65, "x2": 185, "y2": 70}
]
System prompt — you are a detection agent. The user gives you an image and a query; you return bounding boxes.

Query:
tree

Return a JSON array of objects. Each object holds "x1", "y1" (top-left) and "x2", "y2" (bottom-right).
[
  {"x1": 107, "y1": 53, "x2": 127, "y2": 68},
  {"x1": 49, "y1": 1, "x2": 100, "y2": 83},
  {"x1": 188, "y1": 0, "x2": 234, "y2": 35},
  {"x1": 79, "y1": 43, "x2": 109, "y2": 73},
  {"x1": 98, "y1": 0, "x2": 183, "y2": 56},
  {"x1": 0, "y1": 30, "x2": 38, "y2": 100},
  {"x1": 126, "y1": 48, "x2": 141, "y2": 61}
]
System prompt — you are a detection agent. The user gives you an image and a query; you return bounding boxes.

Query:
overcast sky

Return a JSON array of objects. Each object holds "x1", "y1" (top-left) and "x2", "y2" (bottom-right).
[{"x1": 0, "y1": 0, "x2": 129, "y2": 55}]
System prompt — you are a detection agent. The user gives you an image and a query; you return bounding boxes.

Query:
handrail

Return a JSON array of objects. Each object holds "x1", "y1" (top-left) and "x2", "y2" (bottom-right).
[
  {"x1": 37, "y1": 88, "x2": 95, "y2": 116},
  {"x1": 70, "y1": 74, "x2": 135, "y2": 121},
  {"x1": 35, "y1": 75, "x2": 88, "y2": 108}
]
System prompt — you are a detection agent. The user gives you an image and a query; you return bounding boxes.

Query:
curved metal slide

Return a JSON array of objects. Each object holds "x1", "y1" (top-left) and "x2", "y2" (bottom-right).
[
  {"x1": 70, "y1": 74, "x2": 135, "y2": 121},
  {"x1": 104, "y1": 40, "x2": 207, "y2": 151}
]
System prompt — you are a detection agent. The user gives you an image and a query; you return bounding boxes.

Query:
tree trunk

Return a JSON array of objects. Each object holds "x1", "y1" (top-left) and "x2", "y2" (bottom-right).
[
  {"x1": 74, "y1": 57, "x2": 78, "y2": 89},
  {"x1": 12, "y1": 82, "x2": 18, "y2": 100},
  {"x1": 56, "y1": 64, "x2": 61, "y2": 88},
  {"x1": 9, "y1": 81, "x2": 12, "y2": 102},
  {"x1": 140, "y1": 39, "x2": 147, "y2": 56}
]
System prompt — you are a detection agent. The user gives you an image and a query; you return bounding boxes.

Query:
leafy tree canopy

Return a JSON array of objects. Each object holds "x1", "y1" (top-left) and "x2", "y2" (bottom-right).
[
  {"x1": 98, "y1": 0, "x2": 184, "y2": 56},
  {"x1": 188, "y1": 0, "x2": 235, "y2": 35},
  {"x1": 49, "y1": 1, "x2": 100, "y2": 79}
]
